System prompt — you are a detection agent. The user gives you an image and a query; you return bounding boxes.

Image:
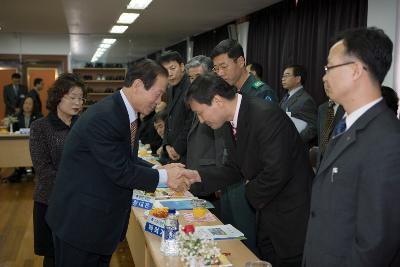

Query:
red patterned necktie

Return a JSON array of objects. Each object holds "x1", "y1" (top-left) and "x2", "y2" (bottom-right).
[{"x1": 130, "y1": 119, "x2": 138, "y2": 146}]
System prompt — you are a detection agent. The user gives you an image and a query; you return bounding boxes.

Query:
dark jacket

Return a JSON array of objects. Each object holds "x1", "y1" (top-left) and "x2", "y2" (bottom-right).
[
  {"x1": 46, "y1": 92, "x2": 159, "y2": 255},
  {"x1": 197, "y1": 95, "x2": 313, "y2": 259},
  {"x1": 3, "y1": 83, "x2": 28, "y2": 115},
  {"x1": 163, "y1": 74, "x2": 194, "y2": 163},
  {"x1": 303, "y1": 100, "x2": 400, "y2": 267},
  {"x1": 28, "y1": 89, "x2": 43, "y2": 115},
  {"x1": 30, "y1": 113, "x2": 76, "y2": 204}
]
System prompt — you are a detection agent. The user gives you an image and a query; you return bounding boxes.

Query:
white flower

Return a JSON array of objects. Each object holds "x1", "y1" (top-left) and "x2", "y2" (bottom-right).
[{"x1": 178, "y1": 232, "x2": 221, "y2": 266}]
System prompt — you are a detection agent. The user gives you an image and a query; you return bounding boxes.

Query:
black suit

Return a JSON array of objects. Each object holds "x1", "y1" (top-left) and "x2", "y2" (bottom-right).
[
  {"x1": 303, "y1": 100, "x2": 400, "y2": 267},
  {"x1": 163, "y1": 74, "x2": 194, "y2": 163},
  {"x1": 46, "y1": 92, "x2": 159, "y2": 261},
  {"x1": 280, "y1": 87, "x2": 317, "y2": 146},
  {"x1": 197, "y1": 96, "x2": 313, "y2": 266},
  {"x1": 316, "y1": 101, "x2": 344, "y2": 147},
  {"x1": 3, "y1": 83, "x2": 28, "y2": 115},
  {"x1": 28, "y1": 89, "x2": 43, "y2": 115}
]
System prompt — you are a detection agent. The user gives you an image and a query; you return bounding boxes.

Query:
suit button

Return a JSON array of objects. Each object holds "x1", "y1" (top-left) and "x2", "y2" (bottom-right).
[{"x1": 311, "y1": 211, "x2": 316, "y2": 218}]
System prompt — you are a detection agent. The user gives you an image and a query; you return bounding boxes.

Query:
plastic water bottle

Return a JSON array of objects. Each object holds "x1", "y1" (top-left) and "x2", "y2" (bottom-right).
[{"x1": 163, "y1": 209, "x2": 179, "y2": 256}]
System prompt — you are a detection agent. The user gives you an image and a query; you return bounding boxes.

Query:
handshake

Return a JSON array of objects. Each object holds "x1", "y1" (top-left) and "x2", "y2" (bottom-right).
[{"x1": 159, "y1": 163, "x2": 202, "y2": 192}]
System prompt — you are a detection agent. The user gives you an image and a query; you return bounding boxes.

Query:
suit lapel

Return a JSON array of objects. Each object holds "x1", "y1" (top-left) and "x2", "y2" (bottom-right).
[
  {"x1": 187, "y1": 116, "x2": 199, "y2": 137},
  {"x1": 317, "y1": 101, "x2": 386, "y2": 175},
  {"x1": 286, "y1": 88, "x2": 304, "y2": 109}
]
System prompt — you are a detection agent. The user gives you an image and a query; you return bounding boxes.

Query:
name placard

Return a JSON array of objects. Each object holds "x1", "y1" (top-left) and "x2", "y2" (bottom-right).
[
  {"x1": 144, "y1": 215, "x2": 165, "y2": 237},
  {"x1": 132, "y1": 191, "x2": 154, "y2": 210}
]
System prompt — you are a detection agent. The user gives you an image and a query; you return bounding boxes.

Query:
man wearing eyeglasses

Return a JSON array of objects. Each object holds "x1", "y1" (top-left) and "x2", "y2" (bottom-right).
[
  {"x1": 211, "y1": 39, "x2": 277, "y2": 102},
  {"x1": 280, "y1": 65, "x2": 317, "y2": 147},
  {"x1": 303, "y1": 27, "x2": 400, "y2": 267}
]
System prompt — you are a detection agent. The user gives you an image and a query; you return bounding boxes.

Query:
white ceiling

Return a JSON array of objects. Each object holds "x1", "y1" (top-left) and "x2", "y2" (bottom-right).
[{"x1": 0, "y1": 0, "x2": 280, "y2": 63}]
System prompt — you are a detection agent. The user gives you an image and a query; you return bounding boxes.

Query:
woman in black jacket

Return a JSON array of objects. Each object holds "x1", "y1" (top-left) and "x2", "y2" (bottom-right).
[{"x1": 29, "y1": 73, "x2": 86, "y2": 267}]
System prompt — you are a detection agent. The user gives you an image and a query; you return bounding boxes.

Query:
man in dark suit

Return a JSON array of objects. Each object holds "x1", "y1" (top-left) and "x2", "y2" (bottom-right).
[
  {"x1": 183, "y1": 73, "x2": 313, "y2": 267},
  {"x1": 280, "y1": 65, "x2": 317, "y2": 146},
  {"x1": 185, "y1": 55, "x2": 226, "y2": 219},
  {"x1": 46, "y1": 60, "x2": 189, "y2": 267},
  {"x1": 158, "y1": 51, "x2": 194, "y2": 163},
  {"x1": 3, "y1": 73, "x2": 28, "y2": 115},
  {"x1": 28, "y1": 78, "x2": 43, "y2": 115},
  {"x1": 303, "y1": 27, "x2": 400, "y2": 267}
]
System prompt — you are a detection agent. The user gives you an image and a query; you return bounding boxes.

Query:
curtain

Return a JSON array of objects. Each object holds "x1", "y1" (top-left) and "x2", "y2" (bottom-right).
[
  {"x1": 166, "y1": 40, "x2": 188, "y2": 62},
  {"x1": 192, "y1": 24, "x2": 230, "y2": 57},
  {"x1": 247, "y1": 0, "x2": 368, "y2": 105}
]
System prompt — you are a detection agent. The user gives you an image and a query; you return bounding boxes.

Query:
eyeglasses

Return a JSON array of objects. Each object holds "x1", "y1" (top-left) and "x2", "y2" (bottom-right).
[
  {"x1": 282, "y1": 74, "x2": 295, "y2": 79},
  {"x1": 324, "y1": 62, "x2": 368, "y2": 73},
  {"x1": 64, "y1": 94, "x2": 86, "y2": 104},
  {"x1": 212, "y1": 64, "x2": 230, "y2": 73}
]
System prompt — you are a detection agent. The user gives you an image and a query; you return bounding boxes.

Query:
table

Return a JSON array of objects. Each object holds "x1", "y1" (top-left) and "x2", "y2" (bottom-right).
[
  {"x1": 126, "y1": 206, "x2": 260, "y2": 267},
  {"x1": 0, "y1": 133, "x2": 32, "y2": 168}
]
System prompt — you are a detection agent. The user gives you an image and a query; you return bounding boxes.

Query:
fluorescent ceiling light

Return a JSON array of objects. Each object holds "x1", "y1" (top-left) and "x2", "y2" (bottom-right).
[
  {"x1": 97, "y1": 48, "x2": 107, "y2": 53},
  {"x1": 110, "y1": 25, "x2": 128, "y2": 34},
  {"x1": 127, "y1": 0, "x2": 152, "y2": 9},
  {"x1": 102, "y1": 38, "x2": 116, "y2": 44},
  {"x1": 99, "y1": 43, "x2": 111, "y2": 48},
  {"x1": 117, "y1": 13, "x2": 140, "y2": 24}
]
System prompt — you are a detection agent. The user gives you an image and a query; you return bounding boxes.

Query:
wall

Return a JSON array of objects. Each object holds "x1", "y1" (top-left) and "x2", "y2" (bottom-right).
[{"x1": 0, "y1": 33, "x2": 70, "y2": 55}]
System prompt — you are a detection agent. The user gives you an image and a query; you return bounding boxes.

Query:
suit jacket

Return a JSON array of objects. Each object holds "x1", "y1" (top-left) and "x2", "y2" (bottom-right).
[
  {"x1": 280, "y1": 87, "x2": 317, "y2": 145},
  {"x1": 187, "y1": 116, "x2": 225, "y2": 196},
  {"x1": 27, "y1": 89, "x2": 42, "y2": 115},
  {"x1": 198, "y1": 96, "x2": 313, "y2": 259},
  {"x1": 163, "y1": 74, "x2": 194, "y2": 162},
  {"x1": 14, "y1": 112, "x2": 42, "y2": 131},
  {"x1": 3, "y1": 84, "x2": 28, "y2": 115},
  {"x1": 138, "y1": 111, "x2": 162, "y2": 154},
  {"x1": 303, "y1": 100, "x2": 400, "y2": 267},
  {"x1": 46, "y1": 92, "x2": 159, "y2": 255}
]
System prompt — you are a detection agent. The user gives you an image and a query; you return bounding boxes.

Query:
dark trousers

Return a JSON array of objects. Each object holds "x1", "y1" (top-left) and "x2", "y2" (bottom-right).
[
  {"x1": 259, "y1": 237, "x2": 302, "y2": 267},
  {"x1": 53, "y1": 235, "x2": 111, "y2": 267}
]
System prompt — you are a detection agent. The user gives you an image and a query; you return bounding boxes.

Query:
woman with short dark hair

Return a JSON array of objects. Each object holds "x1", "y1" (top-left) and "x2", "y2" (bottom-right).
[{"x1": 29, "y1": 73, "x2": 85, "y2": 267}]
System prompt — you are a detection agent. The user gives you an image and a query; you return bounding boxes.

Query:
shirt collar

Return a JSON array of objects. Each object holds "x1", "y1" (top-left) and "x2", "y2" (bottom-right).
[
  {"x1": 288, "y1": 86, "x2": 303, "y2": 97},
  {"x1": 230, "y1": 93, "x2": 242, "y2": 128},
  {"x1": 344, "y1": 97, "x2": 383, "y2": 130},
  {"x1": 120, "y1": 90, "x2": 138, "y2": 123}
]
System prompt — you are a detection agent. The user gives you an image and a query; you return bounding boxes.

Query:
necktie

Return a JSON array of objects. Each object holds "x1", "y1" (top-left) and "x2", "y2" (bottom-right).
[
  {"x1": 130, "y1": 119, "x2": 138, "y2": 147},
  {"x1": 332, "y1": 117, "x2": 346, "y2": 138},
  {"x1": 280, "y1": 93, "x2": 289, "y2": 109},
  {"x1": 320, "y1": 100, "x2": 335, "y2": 152}
]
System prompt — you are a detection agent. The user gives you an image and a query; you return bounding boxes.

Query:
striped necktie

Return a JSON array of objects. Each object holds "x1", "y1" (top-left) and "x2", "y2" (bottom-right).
[
  {"x1": 320, "y1": 100, "x2": 335, "y2": 152},
  {"x1": 130, "y1": 119, "x2": 138, "y2": 146}
]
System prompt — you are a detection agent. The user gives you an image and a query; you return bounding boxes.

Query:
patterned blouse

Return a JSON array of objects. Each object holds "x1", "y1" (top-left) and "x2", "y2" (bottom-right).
[{"x1": 29, "y1": 112, "x2": 77, "y2": 204}]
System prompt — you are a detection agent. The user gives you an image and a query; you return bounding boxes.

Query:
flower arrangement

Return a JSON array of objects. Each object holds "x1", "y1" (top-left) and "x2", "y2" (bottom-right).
[
  {"x1": 1, "y1": 115, "x2": 18, "y2": 133},
  {"x1": 178, "y1": 225, "x2": 221, "y2": 267}
]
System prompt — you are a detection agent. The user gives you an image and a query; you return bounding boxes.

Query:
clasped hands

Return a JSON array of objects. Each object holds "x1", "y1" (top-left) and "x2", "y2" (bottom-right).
[{"x1": 159, "y1": 163, "x2": 201, "y2": 192}]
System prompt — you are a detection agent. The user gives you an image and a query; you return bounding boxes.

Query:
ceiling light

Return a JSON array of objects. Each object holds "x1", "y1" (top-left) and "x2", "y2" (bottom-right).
[
  {"x1": 102, "y1": 38, "x2": 117, "y2": 44},
  {"x1": 97, "y1": 48, "x2": 107, "y2": 52},
  {"x1": 110, "y1": 25, "x2": 128, "y2": 34},
  {"x1": 127, "y1": 0, "x2": 152, "y2": 10},
  {"x1": 117, "y1": 13, "x2": 140, "y2": 24},
  {"x1": 99, "y1": 43, "x2": 111, "y2": 48}
]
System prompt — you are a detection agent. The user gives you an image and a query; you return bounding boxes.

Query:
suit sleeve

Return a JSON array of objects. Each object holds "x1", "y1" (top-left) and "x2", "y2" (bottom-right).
[
  {"x1": 171, "y1": 106, "x2": 194, "y2": 156},
  {"x1": 292, "y1": 97, "x2": 317, "y2": 143},
  {"x1": 193, "y1": 124, "x2": 242, "y2": 194},
  {"x1": 347, "y1": 134, "x2": 400, "y2": 267},
  {"x1": 86, "y1": 115, "x2": 159, "y2": 192},
  {"x1": 245, "y1": 110, "x2": 296, "y2": 210},
  {"x1": 29, "y1": 120, "x2": 58, "y2": 189}
]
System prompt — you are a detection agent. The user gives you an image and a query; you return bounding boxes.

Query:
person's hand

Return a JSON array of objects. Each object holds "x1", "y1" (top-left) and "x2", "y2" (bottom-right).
[
  {"x1": 166, "y1": 145, "x2": 180, "y2": 161},
  {"x1": 166, "y1": 167, "x2": 190, "y2": 192},
  {"x1": 156, "y1": 147, "x2": 162, "y2": 157},
  {"x1": 181, "y1": 169, "x2": 202, "y2": 184},
  {"x1": 160, "y1": 163, "x2": 185, "y2": 169}
]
